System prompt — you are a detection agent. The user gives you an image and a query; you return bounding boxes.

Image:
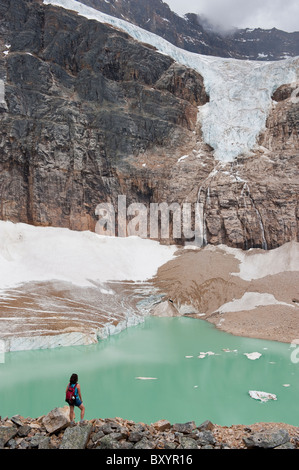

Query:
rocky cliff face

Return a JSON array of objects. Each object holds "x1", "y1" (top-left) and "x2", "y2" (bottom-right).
[
  {"x1": 0, "y1": 0, "x2": 208, "y2": 231},
  {"x1": 0, "y1": 0, "x2": 298, "y2": 249}
]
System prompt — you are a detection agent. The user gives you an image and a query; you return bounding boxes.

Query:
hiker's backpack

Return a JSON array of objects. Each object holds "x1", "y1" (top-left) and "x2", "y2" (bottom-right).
[{"x1": 65, "y1": 383, "x2": 77, "y2": 405}]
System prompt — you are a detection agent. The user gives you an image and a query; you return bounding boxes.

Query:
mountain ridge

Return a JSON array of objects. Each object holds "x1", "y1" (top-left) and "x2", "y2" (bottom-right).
[
  {"x1": 0, "y1": 0, "x2": 298, "y2": 250},
  {"x1": 76, "y1": 0, "x2": 299, "y2": 60}
]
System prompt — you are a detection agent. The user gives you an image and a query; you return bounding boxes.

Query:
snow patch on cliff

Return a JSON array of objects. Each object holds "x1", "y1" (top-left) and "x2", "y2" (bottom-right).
[
  {"x1": 216, "y1": 292, "x2": 294, "y2": 314},
  {"x1": 0, "y1": 221, "x2": 176, "y2": 289}
]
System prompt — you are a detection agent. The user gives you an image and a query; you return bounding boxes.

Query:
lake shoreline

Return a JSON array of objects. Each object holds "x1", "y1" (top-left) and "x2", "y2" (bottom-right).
[{"x1": 1, "y1": 407, "x2": 299, "y2": 449}]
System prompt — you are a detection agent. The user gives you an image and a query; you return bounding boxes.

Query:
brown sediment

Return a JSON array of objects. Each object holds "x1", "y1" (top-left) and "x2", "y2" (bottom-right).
[{"x1": 152, "y1": 245, "x2": 299, "y2": 344}]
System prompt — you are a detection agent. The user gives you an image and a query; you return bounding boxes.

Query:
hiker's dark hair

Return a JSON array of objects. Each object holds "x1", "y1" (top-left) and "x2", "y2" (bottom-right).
[{"x1": 70, "y1": 373, "x2": 78, "y2": 384}]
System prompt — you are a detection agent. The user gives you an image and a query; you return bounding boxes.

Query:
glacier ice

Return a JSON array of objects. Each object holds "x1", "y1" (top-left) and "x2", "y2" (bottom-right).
[
  {"x1": 0, "y1": 221, "x2": 176, "y2": 288},
  {"x1": 44, "y1": 0, "x2": 299, "y2": 162},
  {"x1": 249, "y1": 390, "x2": 277, "y2": 402}
]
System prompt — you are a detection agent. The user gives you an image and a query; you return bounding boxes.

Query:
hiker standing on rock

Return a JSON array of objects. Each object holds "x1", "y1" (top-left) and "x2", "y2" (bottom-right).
[{"x1": 65, "y1": 373, "x2": 85, "y2": 424}]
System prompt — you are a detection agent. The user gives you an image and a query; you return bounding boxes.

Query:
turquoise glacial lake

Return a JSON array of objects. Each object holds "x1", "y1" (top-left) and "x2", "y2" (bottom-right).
[{"x1": 1, "y1": 317, "x2": 299, "y2": 426}]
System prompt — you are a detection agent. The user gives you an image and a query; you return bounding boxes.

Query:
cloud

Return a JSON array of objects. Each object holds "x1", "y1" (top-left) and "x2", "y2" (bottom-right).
[{"x1": 166, "y1": 0, "x2": 299, "y2": 32}]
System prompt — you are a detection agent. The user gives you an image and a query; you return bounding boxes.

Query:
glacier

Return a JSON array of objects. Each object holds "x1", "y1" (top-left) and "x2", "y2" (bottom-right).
[
  {"x1": 0, "y1": 221, "x2": 176, "y2": 289},
  {"x1": 43, "y1": 0, "x2": 299, "y2": 162}
]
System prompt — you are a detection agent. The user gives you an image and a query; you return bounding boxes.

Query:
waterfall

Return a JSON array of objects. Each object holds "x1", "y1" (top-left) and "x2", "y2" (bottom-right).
[{"x1": 241, "y1": 183, "x2": 268, "y2": 250}]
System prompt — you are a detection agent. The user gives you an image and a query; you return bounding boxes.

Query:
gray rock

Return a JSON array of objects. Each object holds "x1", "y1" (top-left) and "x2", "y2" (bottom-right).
[
  {"x1": 7, "y1": 438, "x2": 17, "y2": 449},
  {"x1": 197, "y1": 420, "x2": 214, "y2": 432},
  {"x1": 0, "y1": 426, "x2": 18, "y2": 445},
  {"x1": 129, "y1": 431, "x2": 145, "y2": 442},
  {"x1": 11, "y1": 415, "x2": 25, "y2": 427},
  {"x1": 18, "y1": 440, "x2": 30, "y2": 449},
  {"x1": 91, "y1": 430, "x2": 105, "y2": 442},
  {"x1": 131, "y1": 431, "x2": 146, "y2": 442},
  {"x1": 60, "y1": 422, "x2": 93, "y2": 450},
  {"x1": 172, "y1": 421, "x2": 196, "y2": 434},
  {"x1": 17, "y1": 425, "x2": 31, "y2": 437},
  {"x1": 153, "y1": 419, "x2": 171, "y2": 432},
  {"x1": 42, "y1": 407, "x2": 70, "y2": 434},
  {"x1": 274, "y1": 442, "x2": 295, "y2": 449},
  {"x1": 38, "y1": 437, "x2": 52, "y2": 449},
  {"x1": 131, "y1": 424, "x2": 146, "y2": 433},
  {"x1": 243, "y1": 429, "x2": 290, "y2": 449},
  {"x1": 118, "y1": 441, "x2": 134, "y2": 449},
  {"x1": 96, "y1": 434, "x2": 120, "y2": 449},
  {"x1": 102, "y1": 422, "x2": 122, "y2": 434},
  {"x1": 163, "y1": 441, "x2": 178, "y2": 449},
  {"x1": 109, "y1": 431, "x2": 128, "y2": 441},
  {"x1": 30, "y1": 434, "x2": 47, "y2": 448},
  {"x1": 179, "y1": 437, "x2": 199, "y2": 449},
  {"x1": 134, "y1": 437, "x2": 155, "y2": 449},
  {"x1": 196, "y1": 431, "x2": 216, "y2": 446}
]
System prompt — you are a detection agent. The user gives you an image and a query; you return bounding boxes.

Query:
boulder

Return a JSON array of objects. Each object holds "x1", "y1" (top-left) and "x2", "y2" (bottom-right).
[
  {"x1": 197, "y1": 420, "x2": 214, "y2": 431},
  {"x1": 0, "y1": 426, "x2": 18, "y2": 445},
  {"x1": 196, "y1": 430, "x2": 216, "y2": 446},
  {"x1": 153, "y1": 419, "x2": 171, "y2": 432},
  {"x1": 10, "y1": 415, "x2": 25, "y2": 427},
  {"x1": 60, "y1": 422, "x2": 93, "y2": 449},
  {"x1": 101, "y1": 421, "x2": 125, "y2": 434},
  {"x1": 96, "y1": 435, "x2": 120, "y2": 449},
  {"x1": 38, "y1": 436, "x2": 52, "y2": 449},
  {"x1": 128, "y1": 431, "x2": 144, "y2": 442},
  {"x1": 30, "y1": 434, "x2": 49, "y2": 448},
  {"x1": 179, "y1": 437, "x2": 198, "y2": 449},
  {"x1": 243, "y1": 429, "x2": 290, "y2": 449},
  {"x1": 134, "y1": 437, "x2": 155, "y2": 449},
  {"x1": 17, "y1": 425, "x2": 31, "y2": 437},
  {"x1": 172, "y1": 421, "x2": 196, "y2": 434},
  {"x1": 151, "y1": 301, "x2": 180, "y2": 317},
  {"x1": 42, "y1": 406, "x2": 70, "y2": 434}
]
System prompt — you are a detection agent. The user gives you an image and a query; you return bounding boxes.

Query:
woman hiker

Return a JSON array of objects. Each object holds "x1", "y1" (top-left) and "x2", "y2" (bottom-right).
[{"x1": 65, "y1": 373, "x2": 85, "y2": 424}]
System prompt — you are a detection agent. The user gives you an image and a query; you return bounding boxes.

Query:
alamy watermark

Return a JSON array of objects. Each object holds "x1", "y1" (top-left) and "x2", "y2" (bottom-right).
[{"x1": 95, "y1": 195, "x2": 205, "y2": 246}]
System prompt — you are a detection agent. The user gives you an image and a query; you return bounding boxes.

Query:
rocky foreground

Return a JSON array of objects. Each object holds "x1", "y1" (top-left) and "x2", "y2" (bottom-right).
[{"x1": 1, "y1": 406, "x2": 299, "y2": 449}]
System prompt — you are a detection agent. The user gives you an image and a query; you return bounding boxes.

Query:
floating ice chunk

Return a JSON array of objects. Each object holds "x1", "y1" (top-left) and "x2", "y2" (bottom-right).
[
  {"x1": 249, "y1": 390, "x2": 277, "y2": 402},
  {"x1": 135, "y1": 377, "x2": 157, "y2": 380},
  {"x1": 244, "y1": 352, "x2": 262, "y2": 360},
  {"x1": 198, "y1": 351, "x2": 215, "y2": 358}
]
